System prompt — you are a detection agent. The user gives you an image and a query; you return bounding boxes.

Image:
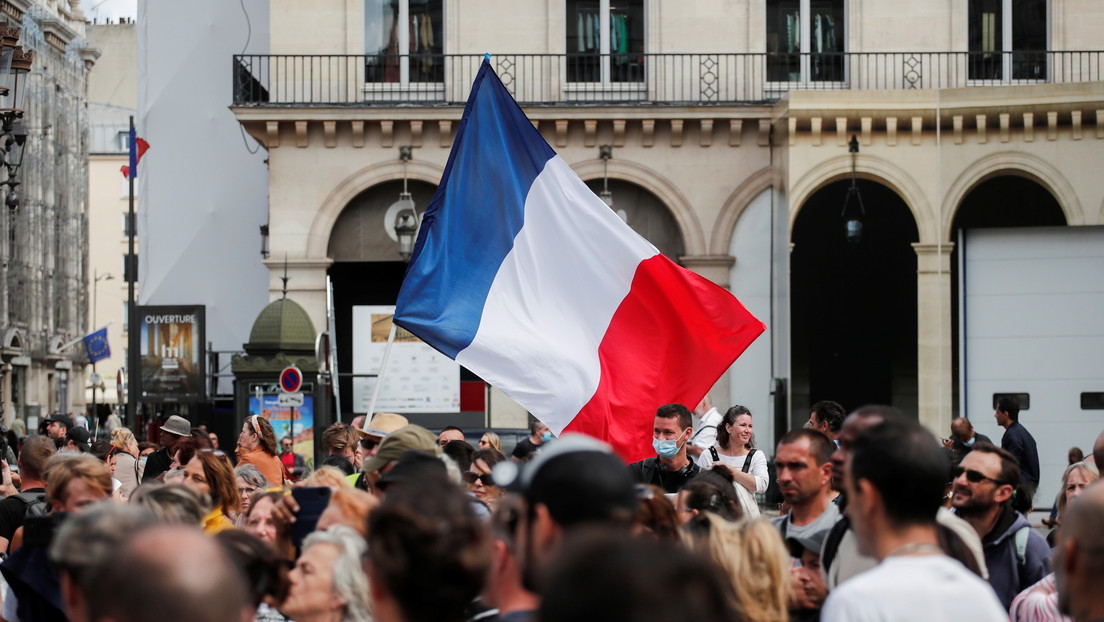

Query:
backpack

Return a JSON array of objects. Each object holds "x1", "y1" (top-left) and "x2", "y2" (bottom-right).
[
  {"x1": 708, "y1": 446, "x2": 757, "y2": 474},
  {"x1": 14, "y1": 491, "x2": 47, "y2": 518}
]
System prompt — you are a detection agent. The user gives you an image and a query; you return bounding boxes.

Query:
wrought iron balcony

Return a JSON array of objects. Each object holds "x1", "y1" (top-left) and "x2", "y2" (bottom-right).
[{"x1": 232, "y1": 51, "x2": 1104, "y2": 107}]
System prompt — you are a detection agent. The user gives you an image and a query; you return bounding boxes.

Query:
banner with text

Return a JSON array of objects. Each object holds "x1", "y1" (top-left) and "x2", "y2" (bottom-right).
[{"x1": 352, "y1": 305, "x2": 460, "y2": 413}]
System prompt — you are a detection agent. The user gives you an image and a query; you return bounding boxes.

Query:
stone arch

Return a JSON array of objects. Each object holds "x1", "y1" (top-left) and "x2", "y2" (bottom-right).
[
  {"x1": 941, "y1": 152, "x2": 1085, "y2": 241},
  {"x1": 572, "y1": 158, "x2": 706, "y2": 256},
  {"x1": 307, "y1": 159, "x2": 445, "y2": 258},
  {"x1": 790, "y1": 154, "x2": 934, "y2": 243},
  {"x1": 712, "y1": 166, "x2": 776, "y2": 255}
]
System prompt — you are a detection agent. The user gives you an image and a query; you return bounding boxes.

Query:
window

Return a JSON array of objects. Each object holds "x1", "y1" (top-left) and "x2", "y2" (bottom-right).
[
  {"x1": 766, "y1": 0, "x2": 844, "y2": 82},
  {"x1": 365, "y1": 0, "x2": 443, "y2": 84},
  {"x1": 968, "y1": 0, "x2": 1047, "y2": 81},
  {"x1": 566, "y1": 0, "x2": 644, "y2": 83}
]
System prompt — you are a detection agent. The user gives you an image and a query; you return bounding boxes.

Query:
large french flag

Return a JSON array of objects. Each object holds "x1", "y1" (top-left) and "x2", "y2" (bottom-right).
[{"x1": 395, "y1": 60, "x2": 765, "y2": 463}]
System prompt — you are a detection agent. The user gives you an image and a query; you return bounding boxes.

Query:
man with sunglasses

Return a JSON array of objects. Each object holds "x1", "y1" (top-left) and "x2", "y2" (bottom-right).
[{"x1": 951, "y1": 443, "x2": 1049, "y2": 610}]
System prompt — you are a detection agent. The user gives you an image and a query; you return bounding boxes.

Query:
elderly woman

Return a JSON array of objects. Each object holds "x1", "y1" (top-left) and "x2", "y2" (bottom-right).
[
  {"x1": 182, "y1": 450, "x2": 241, "y2": 534},
  {"x1": 235, "y1": 464, "x2": 269, "y2": 520},
  {"x1": 279, "y1": 526, "x2": 371, "y2": 622},
  {"x1": 1010, "y1": 460, "x2": 1099, "y2": 621},
  {"x1": 238, "y1": 415, "x2": 286, "y2": 486},
  {"x1": 109, "y1": 427, "x2": 142, "y2": 497}
]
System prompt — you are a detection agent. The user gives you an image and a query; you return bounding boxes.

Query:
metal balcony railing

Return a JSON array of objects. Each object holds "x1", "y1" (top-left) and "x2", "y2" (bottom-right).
[{"x1": 232, "y1": 51, "x2": 1104, "y2": 107}]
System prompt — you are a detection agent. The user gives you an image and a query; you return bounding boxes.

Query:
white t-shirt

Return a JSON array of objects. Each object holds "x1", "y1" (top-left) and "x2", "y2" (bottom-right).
[
  {"x1": 822, "y1": 555, "x2": 1007, "y2": 622},
  {"x1": 694, "y1": 446, "x2": 770, "y2": 493},
  {"x1": 691, "y1": 407, "x2": 723, "y2": 451}
]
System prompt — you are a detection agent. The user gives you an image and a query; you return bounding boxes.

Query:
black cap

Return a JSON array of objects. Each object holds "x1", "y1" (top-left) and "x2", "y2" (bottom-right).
[
  {"x1": 65, "y1": 427, "x2": 91, "y2": 453},
  {"x1": 46, "y1": 414, "x2": 73, "y2": 428},
  {"x1": 492, "y1": 434, "x2": 636, "y2": 528}
]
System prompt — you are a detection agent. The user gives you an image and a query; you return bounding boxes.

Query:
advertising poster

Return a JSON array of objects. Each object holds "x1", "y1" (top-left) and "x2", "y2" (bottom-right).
[
  {"x1": 137, "y1": 306, "x2": 206, "y2": 402},
  {"x1": 352, "y1": 305, "x2": 460, "y2": 413},
  {"x1": 249, "y1": 393, "x2": 315, "y2": 469}
]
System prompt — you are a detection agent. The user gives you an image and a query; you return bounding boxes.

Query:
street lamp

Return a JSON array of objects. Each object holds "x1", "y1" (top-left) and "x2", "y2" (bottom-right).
[
  {"x1": 391, "y1": 145, "x2": 419, "y2": 261},
  {"x1": 840, "y1": 134, "x2": 866, "y2": 244},
  {"x1": 0, "y1": 25, "x2": 32, "y2": 211}
]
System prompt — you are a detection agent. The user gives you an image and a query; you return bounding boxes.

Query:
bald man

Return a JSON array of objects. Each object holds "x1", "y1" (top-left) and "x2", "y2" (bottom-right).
[
  {"x1": 84, "y1": 525, "x2": 249, "y2": 622},
  {"x1": 1055, "y1": 481, "x2": 1104, "y2": 622}
]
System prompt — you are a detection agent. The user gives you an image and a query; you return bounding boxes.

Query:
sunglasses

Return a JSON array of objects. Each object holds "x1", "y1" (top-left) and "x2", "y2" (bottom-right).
[
  {"x1": 462, "y1": 471, "x2": 495, "y2": 486},
  {"x1": 951, "y1": 465, "x2": 1005, "y2": 485}
]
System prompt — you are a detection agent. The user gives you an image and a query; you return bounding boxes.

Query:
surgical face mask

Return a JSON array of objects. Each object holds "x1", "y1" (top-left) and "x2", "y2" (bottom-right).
[
  {"x1": 963, "y1": 436, "x2": 976, "y2": 447},
  {"x1": 540, "y1": 431, "x2": 553, "y2": 443},
  {"x1": 653, "y1": 430, "x2": 687, "y2": 459}
]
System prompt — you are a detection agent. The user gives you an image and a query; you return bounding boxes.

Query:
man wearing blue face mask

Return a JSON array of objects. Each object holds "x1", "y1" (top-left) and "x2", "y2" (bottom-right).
[
  {"x1": 626, "y1": 404, "x2": 701, "y2": 494},
  {"x1": 942, "y1": 417, "x2": 992, "y2": 466},
  {"x1": 513, "y1": 420, "x2": 553, "y2": 462}
]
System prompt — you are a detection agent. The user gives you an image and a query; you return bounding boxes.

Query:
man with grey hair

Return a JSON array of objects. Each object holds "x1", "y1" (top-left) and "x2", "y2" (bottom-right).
[
  {"x1": 51, "y1": 503, "x2": 157, "y2": 622},
  {"x1": 84, "y1": 524, "x2": 249, "y2": 622},
  {"x1": 1055, "y1": 481, "x2": 1104, "y2": 622}
]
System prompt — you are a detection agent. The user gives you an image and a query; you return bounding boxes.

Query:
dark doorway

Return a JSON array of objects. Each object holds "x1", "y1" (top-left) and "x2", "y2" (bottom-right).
[
  {"x1": 949, "y1": 175, "x2": 1066, "y2": 417},
  {"x1": 790, "y1": 180, "x2": 919, "y2": 427}
]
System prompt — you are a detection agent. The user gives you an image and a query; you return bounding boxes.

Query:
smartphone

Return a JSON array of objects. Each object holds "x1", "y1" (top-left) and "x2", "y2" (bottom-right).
[{"x1": 290, "y1": 486, "x2": 332, "y2": 549}]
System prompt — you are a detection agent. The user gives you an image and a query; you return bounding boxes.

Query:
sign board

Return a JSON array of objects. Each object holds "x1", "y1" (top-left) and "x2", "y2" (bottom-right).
[
  {"x1": 351, "y1": 305, "x2": 460, "y2": 413},
  {"x1": 279, "y1": 366, "x2": 303, "y2": 393},
  {"x1": 136, "y1": 305, "x2": 206, "y2": 402},
  {"x1": 277, "y1": 392, "x2": 304, "y2": 407}
]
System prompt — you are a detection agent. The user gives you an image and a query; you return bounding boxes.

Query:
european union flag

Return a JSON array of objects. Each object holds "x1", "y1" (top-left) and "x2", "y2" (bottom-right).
[{"x1": 83, "y1": 328, "x2": 111, "y2": 364}]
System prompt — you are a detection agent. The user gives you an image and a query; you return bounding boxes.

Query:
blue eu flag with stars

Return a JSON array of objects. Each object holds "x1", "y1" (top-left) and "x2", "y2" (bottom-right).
[{"x1": 83, "y1": 328, "x2": 110, "y2": 364}]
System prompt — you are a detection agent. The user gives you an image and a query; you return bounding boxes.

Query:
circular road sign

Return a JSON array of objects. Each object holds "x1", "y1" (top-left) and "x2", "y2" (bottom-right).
[{"x1": 279, "y1": 366, "x2": 303, "y2": 393}]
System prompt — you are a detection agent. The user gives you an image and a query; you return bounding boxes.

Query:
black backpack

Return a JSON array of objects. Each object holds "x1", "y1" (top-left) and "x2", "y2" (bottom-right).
[{"x1": 14, "y1": 491, "x2": 47, "y2": 518}]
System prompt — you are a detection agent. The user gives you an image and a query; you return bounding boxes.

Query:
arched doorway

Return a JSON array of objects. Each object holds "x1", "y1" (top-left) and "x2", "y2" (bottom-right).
[
  {"x1": 327, "y1": 179, "x2": 439, "y2": 418},
  {"x1": 949, "y1": 175, "x2": 1066, "y2": 418},
  {"x1": 790, "y1": 180, "x2": 920, "y2": 426}
]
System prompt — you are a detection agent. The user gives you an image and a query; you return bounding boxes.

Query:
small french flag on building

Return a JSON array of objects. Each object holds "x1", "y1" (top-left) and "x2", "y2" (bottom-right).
[{"x1": 394, "y1": 59, "x2": 765, "y2": 463}]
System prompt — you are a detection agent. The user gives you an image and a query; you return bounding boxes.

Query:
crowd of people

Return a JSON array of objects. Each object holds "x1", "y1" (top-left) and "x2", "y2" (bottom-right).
[{"x1": 0, "y1": 401, "x2": 1099, "y2": 622}]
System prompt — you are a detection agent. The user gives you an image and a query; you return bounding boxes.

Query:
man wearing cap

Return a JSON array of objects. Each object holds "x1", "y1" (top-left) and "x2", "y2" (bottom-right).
[
  {"x1": 360, "y1": 424, "x2": 441, "y2": 495},
  {"x1": 346, "y1": 412, "x2": 410, "y2": 489},
  {"x1": 788, "y1": 528, "x2": 831, "y2": 620},
  {"x1": 142, "y1": 414, "x2": 191, "y2": 483},
  {"x1": 62, "y1": 427, "x2": 92, "y2": 454},
  {"x1": 821, "y1": 419, "x2": 1006, "y2": 622},
  {"x1": 627, "y1": 404, "x2": 700, "y2": 494},
  {"x1": 492, "y1": 434, "x2": 638, "y2": 593},
  {"x1": 45, "y1": 414, "x2": 72, "y2": 447}
]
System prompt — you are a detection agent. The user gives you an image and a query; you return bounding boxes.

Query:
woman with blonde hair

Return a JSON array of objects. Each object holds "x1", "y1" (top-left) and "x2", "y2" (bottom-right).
[
  {"x1": 1010, "y1": 460, "x2": 1099, "y2": 621},
  {"x1": 683, "y1": 515, "x2": 790, "y2": 622},
  {"x1": 110, "y1": 427, "x2": 142, "y2": 497},
  {"x1": 477, "y1": 432, "x2": 501, "y2": 453},
  {"x1": 238, "y1": 414, "x2": 286, "y2": 485}
]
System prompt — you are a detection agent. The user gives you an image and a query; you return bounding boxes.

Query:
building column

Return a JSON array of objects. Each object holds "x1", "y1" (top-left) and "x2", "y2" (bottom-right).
[
  {"x1": 913, "y1": 243, "x2": 954, "y2": 437},
  {"x1": 680, "y1": 254, "x2": 737, "y2": 407}
]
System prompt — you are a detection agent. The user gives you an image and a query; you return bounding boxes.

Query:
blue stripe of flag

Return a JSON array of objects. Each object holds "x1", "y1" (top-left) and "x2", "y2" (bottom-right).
[{"x1": 395, "y1": 60, "x2": 556, "y2": 358}]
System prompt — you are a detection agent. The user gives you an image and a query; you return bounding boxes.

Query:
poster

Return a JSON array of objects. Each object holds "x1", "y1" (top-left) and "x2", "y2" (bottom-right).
[
  {"x1": 249, "y1": 393, "x2": 315, "y2": 469},
  {"x1": 137, "y1": 305, "x2": 206, "y2": 402},
  {"x1": 352, "y1": 305, "x2": 460, "y2": 413}
]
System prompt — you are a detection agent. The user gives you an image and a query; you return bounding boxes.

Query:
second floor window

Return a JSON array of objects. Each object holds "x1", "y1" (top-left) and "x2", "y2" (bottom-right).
[
  {"x1": 766, "y1": 0, "x2": 844, "y2": 83},
  {"x1": 968, "y1": 0, "x2": 1047, "y2": 81},
  {"x1": 365, "y1": 0, "x2": 443, "y2": 84},
  {"x1": 566, "y1": 0, "x2": 644, "y2": 83}
]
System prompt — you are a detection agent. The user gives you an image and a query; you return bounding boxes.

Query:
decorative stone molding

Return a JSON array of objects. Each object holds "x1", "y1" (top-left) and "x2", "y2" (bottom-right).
[{"x1": 679, "y1": 255, "x2": 736, "y2": 289}]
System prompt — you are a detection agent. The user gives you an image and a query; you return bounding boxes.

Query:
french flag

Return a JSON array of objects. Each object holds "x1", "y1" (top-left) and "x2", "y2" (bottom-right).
[{"x1": 395, "y1": 60, "x2": 765, "y2": 463}]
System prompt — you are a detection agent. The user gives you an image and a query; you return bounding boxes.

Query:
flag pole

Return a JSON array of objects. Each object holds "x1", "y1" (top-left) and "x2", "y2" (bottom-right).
[{"x1": 125, "y1": 116, "x2": 139, "y2": 432}]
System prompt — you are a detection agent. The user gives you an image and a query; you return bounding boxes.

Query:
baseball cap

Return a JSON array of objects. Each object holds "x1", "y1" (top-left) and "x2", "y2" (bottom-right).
[
  {"x1": 362, "y1": 412, "x2": 409, "y2": 438},
  {"x1": 65, "y1": 427, "x2": 91, "y2": 453},
  {"x1": 786, "y1": 527, "x2": 831, "y2": 559},
  {"x1": 492, "y1": 434, "x2": 637, "y2": 528},
  {"x1": 46, "y1": 414, "x2": 73, "y2": 427},
  {"x1": 376, "y1": 450, "x2": 449, "y2": 492},
  {"x1": 159, "y1": 415, "x2": 191, "y2": 437},
  {"x1": 360, "y1": 424, "x2": 439, "y2": 473}
]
